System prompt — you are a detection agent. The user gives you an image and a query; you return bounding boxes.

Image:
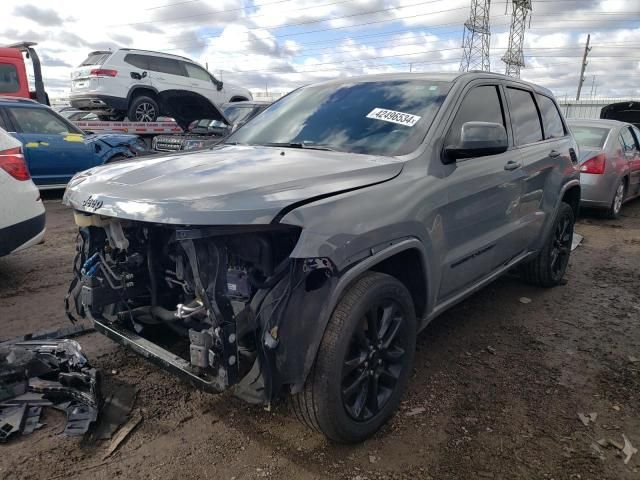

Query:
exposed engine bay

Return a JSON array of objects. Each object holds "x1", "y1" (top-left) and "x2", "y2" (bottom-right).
[{"x1": 66, "y1": 212, "x2": 335, "y2": 402}]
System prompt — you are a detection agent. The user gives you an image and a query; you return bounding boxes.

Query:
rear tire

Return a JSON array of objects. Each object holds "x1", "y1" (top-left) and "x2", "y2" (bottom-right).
[
  {"x1": 605, "y1": 179, "x2": 625, "y2": 219},
  {"x1": 291, "y1": 272, "x2": 416, "y2": 443},
  {"x1": 520, "y1": 202, "x2": 574, "y2": 288},
  {"x1": 127, "y1": 95, "x2": 159, "y2": 122}
]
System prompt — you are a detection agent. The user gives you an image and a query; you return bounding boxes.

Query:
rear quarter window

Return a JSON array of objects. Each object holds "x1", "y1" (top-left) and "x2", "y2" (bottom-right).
[
  {"x1": 537, "y1": 95, "x2": 566, "y2": 139},
  {"x1": 124, "y1": 54, "x2": 150, "y2": 70},
  {"x1": 0, "y1": 64, "x2": 20, "y2": 93}
]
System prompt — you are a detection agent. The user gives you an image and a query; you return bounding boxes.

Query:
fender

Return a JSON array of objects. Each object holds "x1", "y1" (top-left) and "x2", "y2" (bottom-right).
[
  {"x1": 542, "y1": 178, "x2": 580, "y2": 242},
  {"x1": 284, "y1": 237, "x2": 431, "y2": 393}
]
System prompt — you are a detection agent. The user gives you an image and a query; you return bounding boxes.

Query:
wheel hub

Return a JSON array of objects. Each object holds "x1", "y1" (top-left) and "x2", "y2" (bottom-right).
[{"x1": 341, "y1": 300, "x2": 406, "y2": 422}]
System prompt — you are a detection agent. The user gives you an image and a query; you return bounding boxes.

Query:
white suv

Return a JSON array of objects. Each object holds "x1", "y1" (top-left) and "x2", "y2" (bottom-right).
[{"x1": 69, "y1": 49, "x2": 252, "y2": 122}]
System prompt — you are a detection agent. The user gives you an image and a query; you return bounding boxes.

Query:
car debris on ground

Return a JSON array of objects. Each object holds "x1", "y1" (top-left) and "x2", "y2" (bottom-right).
[
  {"x1": 1, "y1": 335, "x2": 138, "y2": 445},
  {"x1": 0, "y1": 339, "x2": 101, "y2": 442}
]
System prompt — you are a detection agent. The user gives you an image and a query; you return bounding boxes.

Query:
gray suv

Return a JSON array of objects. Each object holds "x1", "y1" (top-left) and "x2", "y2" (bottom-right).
[{"x1": 63, "y1": 72, "x2": 580, "y2": 443}]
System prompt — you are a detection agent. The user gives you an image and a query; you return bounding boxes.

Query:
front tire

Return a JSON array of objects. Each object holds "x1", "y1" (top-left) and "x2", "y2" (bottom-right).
[
  {"x1": 521, "y1": 202, "x2": 575, "y2": 287},
  {"x1": 291, "y1": 272, "x2": 416, "y2": 443},
  {"x1": 127, "y1": 95, "x2": 159, "y2": 122}
]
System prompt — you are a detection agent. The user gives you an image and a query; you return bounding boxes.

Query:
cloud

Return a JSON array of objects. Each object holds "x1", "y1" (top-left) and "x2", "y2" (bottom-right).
[
  {"x1": 40, "y1": 52, "x2": 72, "y2": 68},
  {"x1": 13, "y1": 4, "x2": 64, "y2": 26},
  {"x1": 109, "y1": 33, "x2": 133, "y2": 46}
]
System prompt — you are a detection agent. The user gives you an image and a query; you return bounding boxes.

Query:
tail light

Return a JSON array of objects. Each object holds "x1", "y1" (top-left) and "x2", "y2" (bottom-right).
[
  {"x1": 580, "y1": 153, "x2": 606, "y2": 174},
  {"x1": 89, "y1": 69, "x2": 118, "y2": 77},
  {"x1": 0, "y1": 146, "x2": 31, "y2": 181}
]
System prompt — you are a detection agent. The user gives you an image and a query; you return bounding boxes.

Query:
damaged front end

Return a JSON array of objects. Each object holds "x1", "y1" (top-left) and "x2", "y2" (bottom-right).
[{"x1": 66, "y1": 212, "x2": 335, "y2": 403}]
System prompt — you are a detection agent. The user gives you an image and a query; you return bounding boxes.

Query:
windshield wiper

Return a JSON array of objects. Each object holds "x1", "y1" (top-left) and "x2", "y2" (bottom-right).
[{"x1": 258, "y1": 142, "x2": 338, "y2": 151}]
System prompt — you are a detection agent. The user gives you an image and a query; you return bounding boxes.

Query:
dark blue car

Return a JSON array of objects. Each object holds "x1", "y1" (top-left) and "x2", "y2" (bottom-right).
[{"x1": 0, "y1": 97, "x2": 147, "y2": 189}]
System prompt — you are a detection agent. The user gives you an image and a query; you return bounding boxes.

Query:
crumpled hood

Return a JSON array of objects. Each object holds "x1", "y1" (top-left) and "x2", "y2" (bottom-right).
[
  {"x1": 63, "y1": 145, "x2": 403, "y2": 225},
  {"x1": 87, "y1": 133, "x2": 141, "y2": 148}
]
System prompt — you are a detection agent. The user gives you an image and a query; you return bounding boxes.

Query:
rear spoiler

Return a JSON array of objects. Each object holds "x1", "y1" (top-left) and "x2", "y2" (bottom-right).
[{"x1": 5, "y1": 42, "x2": 48, "y2": 106}]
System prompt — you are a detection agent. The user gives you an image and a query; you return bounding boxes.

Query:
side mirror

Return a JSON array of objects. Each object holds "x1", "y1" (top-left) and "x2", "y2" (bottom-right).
[
  {"x1": 216, "y1": 81, "x2": 224, "y2": 91},
  {"x1": 444, "y1": 121, "x2": 508, "y2": 163}
]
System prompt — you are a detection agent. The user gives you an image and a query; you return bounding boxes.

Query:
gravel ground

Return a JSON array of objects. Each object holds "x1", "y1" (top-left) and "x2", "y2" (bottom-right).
[{"x1": 0, "y1": 195, "x2": 639, "y2": 480}]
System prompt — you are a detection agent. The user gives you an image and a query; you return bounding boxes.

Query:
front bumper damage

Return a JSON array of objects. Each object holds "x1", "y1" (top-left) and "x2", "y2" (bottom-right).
[{"x1": 66, "y1": 215, "x2": 337, "y2": 403}]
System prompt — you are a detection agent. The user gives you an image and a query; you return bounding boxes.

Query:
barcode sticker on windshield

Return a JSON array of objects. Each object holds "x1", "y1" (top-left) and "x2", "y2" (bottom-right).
[{"x1": 366, "y1": 108, "x2": 421, "y2": 127}]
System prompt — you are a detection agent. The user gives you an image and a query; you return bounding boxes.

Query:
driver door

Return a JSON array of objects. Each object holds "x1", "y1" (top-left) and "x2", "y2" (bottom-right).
[
  {"x1": 438, "y1": 84, "x2": 527, "y2": 301},
  {"x1": 5, "y1": 106, "x2": 96, "y2": 188}
]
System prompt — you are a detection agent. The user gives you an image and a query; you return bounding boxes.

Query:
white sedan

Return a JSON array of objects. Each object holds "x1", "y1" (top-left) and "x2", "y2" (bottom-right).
[{"x1": 0, "y1": 128, "x2": 45, "y2": 257}]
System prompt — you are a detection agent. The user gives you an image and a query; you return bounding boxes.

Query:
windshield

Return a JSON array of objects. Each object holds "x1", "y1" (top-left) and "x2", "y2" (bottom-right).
[
  {"x1": 571, "y1": 126, "x2": 610, "y2": 149},
  {"x1": 226, "y1": 80, "x2": 452, "y2": 156},
  {"x1": 223, "y1": 105, "x2": 259, "y2": 124}
]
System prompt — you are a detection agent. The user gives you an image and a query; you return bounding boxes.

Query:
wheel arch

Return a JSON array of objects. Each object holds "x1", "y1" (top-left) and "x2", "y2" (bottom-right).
[
  {"x1": 284, "y1": 238, "x2": 431, "y2": 395},
  {"x1": 561, "y1": 183, "x2": 581, "y2": 219},
  {"x1": 126, "y1": 86, "x2": 160, "y2": 106}
]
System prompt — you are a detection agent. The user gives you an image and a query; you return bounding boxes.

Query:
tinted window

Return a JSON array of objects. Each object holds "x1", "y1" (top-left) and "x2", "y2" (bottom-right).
[
  {"x1": 0, "y1": 64, "x2": 20, "y2": 94},
  {"x1": 8, "y1": 107, "x2": 82, "y2": 135},
  {"x1": 570, "y1": 126, "x2": 610, "y2": 149},
  {"x1": 124, "y1": 54, "x2": 150, "y2": 69},
  {"x1": 148, "y1": 57, "x2": 184, "y2": 76},
  {"x1": 538, "y1": 95, "x2": 565, "y2": 139},
  {"x1": 79, "y1": 52, "x2": 111, "y2": 66},
  {"x1": 227, "y1": 80, "x2": 452, "y2": 156},
  {"x1": 446, "y1": 85, "x2": 504, "y2": 146},
  {"x1": 632, "y1": 126, "x2": 640, "y2": 146},
  {"x1": 507, "y1": 87, "x2": 543, "y2": 145},
  {"x1": 183, "y1": 63, "x2": 211, "y2": 82},
  {"x1": 620, "y1": 126, "x2": 638, "y2": 152}
]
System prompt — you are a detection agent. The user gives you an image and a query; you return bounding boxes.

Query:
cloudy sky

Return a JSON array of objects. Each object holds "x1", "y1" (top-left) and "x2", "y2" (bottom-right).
[{"x1": 1, "y1": 0, "x2": 639, "y2": 100}]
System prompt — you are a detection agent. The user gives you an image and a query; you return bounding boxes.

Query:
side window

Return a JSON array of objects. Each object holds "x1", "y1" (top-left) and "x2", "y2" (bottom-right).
[
  {"x1": 0, "y1": 64, "x2": 20, "y2": 94},
  {"x1": 446, "y1": 85, "x2": 505, "y2": 147},
  {"x1": 620, "y1": 127, "x2": 637, "y2": 153},
  {"x1": 124, "y1": 54, "x2": 149, "y2": 70},
  {"x1": 183, "y1": 63, "x2": 212, "y2": 83},
  {"x1": 148, "y1": 57, "x2": 184, "y2": 76},
  {"x1": 8, "y1": 107, "x2": 72, "y2": 135},
  {"x1": 506, "y1": 87, "x2": 543, "y2": 146},
  {"x1": 537, "y1": 95, "x2": 565, "y2": 139},
  {"x1": 631, "y1": 126, "x2": 640, "y2": 150}
]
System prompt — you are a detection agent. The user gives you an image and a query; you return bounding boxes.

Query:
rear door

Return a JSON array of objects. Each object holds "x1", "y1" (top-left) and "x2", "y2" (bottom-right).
[
  {"x1": 438, "y1": 83, "x2": 527, "y2": 300},
  {"x1": 507, "y1": 88, "x2": 574, "y2": 248},
  {"x1": 146, "y1": 56, "x2": 190, "y2": 93},
  {"x1": 182, "y1": 62, "x2": 223, "y2": 105},
  {"x1": 4, "y1": 105, "x2": 97, "y2": 187}
]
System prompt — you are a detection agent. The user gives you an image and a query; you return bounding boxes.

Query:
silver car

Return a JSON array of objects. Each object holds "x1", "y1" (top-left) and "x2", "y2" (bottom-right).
[
  {"x1": 569, "y1": 119, "x2": 640, "y2": 218},
  {"x1": 64, "y1": 73, "x2": 580, "y2": 443}
]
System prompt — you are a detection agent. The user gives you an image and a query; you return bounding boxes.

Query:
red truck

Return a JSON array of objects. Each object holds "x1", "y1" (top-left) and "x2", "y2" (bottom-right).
[{"x1": 0, "y1": 42, "x2": 48, "y2": 105}]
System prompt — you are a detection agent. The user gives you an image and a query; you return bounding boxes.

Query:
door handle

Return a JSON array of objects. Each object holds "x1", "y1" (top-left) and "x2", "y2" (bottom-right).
[
  {"x1": 504, "y1": 160, "x2": 522, "y2": 171},
  {"x1": 549, "y1": 149, "x2": 562, "y2": 158}
]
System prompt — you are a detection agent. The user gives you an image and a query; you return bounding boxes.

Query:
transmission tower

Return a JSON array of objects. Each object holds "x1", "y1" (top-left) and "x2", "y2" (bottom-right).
[
  {"x1": 501, "y1": 0, "x2": 532, "y2": 78},
  {"x1": 459, "y1": 0, "x2": 492, "y2": 72}
]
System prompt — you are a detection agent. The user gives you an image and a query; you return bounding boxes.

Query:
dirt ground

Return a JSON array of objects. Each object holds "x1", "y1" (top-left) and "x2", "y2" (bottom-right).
[{"x1": 0, "y1": 194, "x2": 639, "y2": 480}]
